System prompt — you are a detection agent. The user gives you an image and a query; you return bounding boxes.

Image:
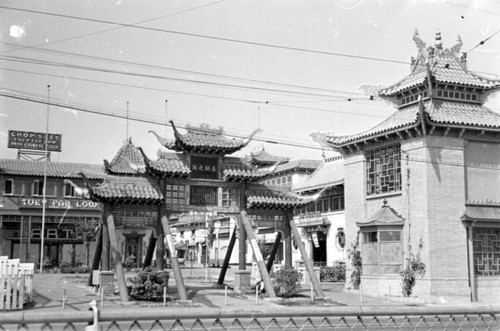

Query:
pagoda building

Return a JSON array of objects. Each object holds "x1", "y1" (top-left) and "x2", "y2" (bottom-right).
[
  {"x1": 82, "y1": 121, "x2": 325, "y2": 298},
  {"x1": 313, "y1": 31, "x2": 500, "y2": 303}
]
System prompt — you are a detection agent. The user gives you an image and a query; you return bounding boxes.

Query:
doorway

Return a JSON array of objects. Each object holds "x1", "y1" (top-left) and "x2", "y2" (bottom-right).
[{"x1": 125, "y1": 236, "x2": 142, "y2": 268}]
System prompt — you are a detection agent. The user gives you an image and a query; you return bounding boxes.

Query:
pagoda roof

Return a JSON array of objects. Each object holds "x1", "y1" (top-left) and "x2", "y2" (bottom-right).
[
  {"x1": 104, "y1": 139, "x2": 146, "y2": 175},
  {"x1": 379, "y1": 31, "x2": 500, "y2": 97},
  {"x1": 88, "y1": 175, "x2": 163, "y2": 204},
  {"x1": 272, "y1": 159, "x2": 322, "y2": 175},
  {"x1": 151, "y1": 121, "x2": 257, "y2": 155},
  {"x1": 325, "y1": 99, "x2": 500, "y2": 148},
  {"x1": 223, "y1": 156, "x2": 281, "y2": 182},
  {"x1": 140, "y1": 150, "x2": 191, "y2": 178},
  {"x1": 293, "y1": 156, "x2": 344, "y2": 192},
  {"x1": 246, "y1": 188, "x2": 322, "y2": 210},
  {"x1": 356, "y1": 200, "x2": 404, "y2": 227},
  {"x1": 0, "y1": 159, "x2": 105, "y2": 179},
  {"x1": 248, "y1": 148, "x2": 289, "y2": 167}
]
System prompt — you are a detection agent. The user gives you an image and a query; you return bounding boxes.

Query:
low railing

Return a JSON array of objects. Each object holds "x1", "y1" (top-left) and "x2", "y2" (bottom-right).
[{"x1": 0, "y1": 304, "x2": 499, "y2": 330}]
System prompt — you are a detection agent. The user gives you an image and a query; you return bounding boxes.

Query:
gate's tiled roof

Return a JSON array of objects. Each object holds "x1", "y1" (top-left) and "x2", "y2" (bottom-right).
[
  {"x1": 246, "y1": 189, "x2": 319, "y2": 210},
  {"x1": 105, "y1": 139, "x2": 146, "y2": 175},
  {"x1": 89, "y1": 176, "x2": 163, "y2": 202}
]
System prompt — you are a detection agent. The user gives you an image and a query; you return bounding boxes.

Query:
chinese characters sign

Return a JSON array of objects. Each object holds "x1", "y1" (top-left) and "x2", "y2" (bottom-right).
[{"x1": 190, "y1": 156, "x2": 218, "y2": 179}]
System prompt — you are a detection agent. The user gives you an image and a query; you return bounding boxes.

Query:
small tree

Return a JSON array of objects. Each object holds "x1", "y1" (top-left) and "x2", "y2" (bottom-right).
[
  {"x1": 271, "y1": 267, "x2": 302, "y2": 297},
  {"x1": 73, "y1": 219, "x2": 100, "y2": 267},
  {"x1": 128, "y1": 267, "x2": 170, "y2": 301},
  {"x1": 400, "y1": 239, "x2": 426, "y2": 297},
  {"x1": 347, "y1": 231, "x2": 362, "y2": 289}
]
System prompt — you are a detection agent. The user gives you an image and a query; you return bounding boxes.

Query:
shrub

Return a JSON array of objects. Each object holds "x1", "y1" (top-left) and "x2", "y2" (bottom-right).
[
  {"x1": 128, "y1": 267, "x2": 170, "y2": 301},
  {"x1": 320, "y1": 264, "x2": 346, "y2": 282},
  {"x1": 271, "y1": 267, "x2": 302, "y2": 298},
  {"x1": 400, "y1": 239, "x2": 426, "y2": 297},
  {"x1": 347, "y1": 231, "x2": 362, "y2": 289}
]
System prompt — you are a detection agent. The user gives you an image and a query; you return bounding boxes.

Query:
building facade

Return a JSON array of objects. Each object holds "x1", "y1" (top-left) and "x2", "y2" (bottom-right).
[
  {"x1": 293, "y1": 156, "x2": 346, "y2": 267},
  {"x1": 0, "y1": 160, "x2": 104, "y2": 268},
  {"x1": 315, "y1": 31, "x2": 500, "y2": 303}
]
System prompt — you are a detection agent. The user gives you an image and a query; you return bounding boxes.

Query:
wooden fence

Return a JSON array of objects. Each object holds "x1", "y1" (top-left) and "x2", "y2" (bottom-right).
[{"x1": 0, "y1": 256, "x2": 34, "y2": 310}]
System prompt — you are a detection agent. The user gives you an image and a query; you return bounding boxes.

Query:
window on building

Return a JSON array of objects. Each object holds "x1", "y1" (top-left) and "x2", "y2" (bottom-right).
[
  {"x1": 33, "y1": 180, "x2": 44, "y2": 196},
  {"x1": 166, "y1": 184, "x2": 186, "y2": 205},
  {"x1": 221, "y1": 187, "x2": 240, "y2": 208},
  {"x1": 190, "y1": 186, "x2": 218, "y2": 206},
  {"x1": 331, "y1": 195, "x2": 345, "y2": 211},
  {"x1": 366, "y1": 144, "x2": 401, "y2": 196},
  {"x1": 361, "y1": 228, "x2": 403, "y2": 275},
  {"x1": 64, "y1": 182, "x2": 75, "y2": 197},
  {"x1": 473, "y1": 227, "x2": 500, "y2": 276},
  {"x1": 4, "y1": 179, "x2": 14, "y2": 195},
  {"x1": 336, "y1": 229, "x2": 346, "y2": 249}
]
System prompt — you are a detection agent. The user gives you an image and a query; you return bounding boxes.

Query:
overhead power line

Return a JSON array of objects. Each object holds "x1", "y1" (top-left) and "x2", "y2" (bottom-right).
[
  {"x1": 0, "y1": 0, "x2": 227, "y2": 55},
  {"x1": 0, "y1": 54, "x2": 375, "y2": 101},
  {"x1": 2, "y1": 67, "x2": 388, "y2": 116},
  {"x1": 0, "y1": 5, "x2": 408, "y2": 66},
  {"x1": 0, "y1": 89, "x2": 324, "y2": 151},
  {"x1": 1, "y1": 42, "x2": 365, "y2": 97}
]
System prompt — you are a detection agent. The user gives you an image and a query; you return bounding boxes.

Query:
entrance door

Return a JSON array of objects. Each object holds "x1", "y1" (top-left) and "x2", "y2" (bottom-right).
[
  {"x1": 312, "y1": 232, "x2": 327, "y2": 267},
  {"x1": 43, "y1": 244, "x2": 59, "y2": 267},
  {"x1": 125, "y1": 237, "x2": 142, "y2": 268}
]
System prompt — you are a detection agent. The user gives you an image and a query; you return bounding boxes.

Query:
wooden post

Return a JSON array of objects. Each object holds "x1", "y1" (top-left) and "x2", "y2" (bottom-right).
[
  {"x1": 87, "y1": 224, "x2": 102, "y2": 286},
  {"x1": 143, "y1": 235, "x2": 157, "y2": 269},
  {"x1": 156, "y1": 204, "x2": 165, "y2": 270},
  {"x1": 467, "y1": 224, "x2": 477, "y2": 302},
  {"x1": 266, "y1": 231, "x2": 282, "y2": 272},
  {"x1": 218, "y1": 223, "x2": 237, "y2": 285},
  {"x1": 283, "y1": 217, "x2": 292, "y2": 269},
  {"x1": 101, "y1": 205, "x2": 110, "y2": 271},
  {"x1": 289, "y1": 218, "x2": 325, "y2": 298},
  {"x1": 238, "y1": 214, "x2": 246, "y2": 270},
  {"x1": 160, "y1": 215, "x2": 188, "y2": 300},
  {"x1": 240, "y1": 211, "x2": 276, "y2": 298},
  {"x1": 106, "y1": 213, "x2": 129, "y2": 302}
]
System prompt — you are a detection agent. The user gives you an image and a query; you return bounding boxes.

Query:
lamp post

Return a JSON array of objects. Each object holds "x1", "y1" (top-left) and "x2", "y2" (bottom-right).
[{"x1": 39, "y1": 85, "x2": 50, "y2": 274}]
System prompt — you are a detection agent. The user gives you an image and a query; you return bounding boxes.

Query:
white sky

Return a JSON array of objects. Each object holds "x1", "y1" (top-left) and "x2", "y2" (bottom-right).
[{"x1": 1, "y1": 0, "x2": 500, "y2": 164}]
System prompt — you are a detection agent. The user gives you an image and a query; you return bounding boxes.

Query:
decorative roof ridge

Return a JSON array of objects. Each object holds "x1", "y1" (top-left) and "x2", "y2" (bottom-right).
[
  {"x1": 356, "y1": 199, "x2": 405, "y2": 227},
  {"x1": 466, "y1": 200, "x2": 500, "y2": 206}
]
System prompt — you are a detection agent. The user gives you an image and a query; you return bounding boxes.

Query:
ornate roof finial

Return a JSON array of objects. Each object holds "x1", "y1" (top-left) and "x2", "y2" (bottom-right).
[
  {"x1": 435, "y1": 30, "x2": 443, "y2": 49},
  {"x1": 413, "y1": 29, "x2": 427, "y2": 51},
  {"x1": 450, "y1": 35, "x2": 463, "y2": 54}
]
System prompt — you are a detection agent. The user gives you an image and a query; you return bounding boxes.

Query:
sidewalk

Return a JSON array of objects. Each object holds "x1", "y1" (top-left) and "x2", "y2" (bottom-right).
[{"x1": 26, "y1": 267, "x2": 407, "y2": 312}]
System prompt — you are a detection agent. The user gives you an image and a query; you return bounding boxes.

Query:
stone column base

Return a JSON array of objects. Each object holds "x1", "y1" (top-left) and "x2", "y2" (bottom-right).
[
  {"x1": 234, "y1": 270, "x2": 251, "y2": 293},
  {"x1": 100, "y1": 271, "x2": 115, "y2": 296}
]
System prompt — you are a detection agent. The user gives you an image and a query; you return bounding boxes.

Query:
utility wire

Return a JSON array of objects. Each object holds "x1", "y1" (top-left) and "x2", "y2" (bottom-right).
[
  {"x1": 0, "y1": 1, "x2": 228, "y2": 55},
  {"x1": 468, "y1": 29, "x2": 500, "y2": 52},
  {"x1": 0, "y1": 89, "x2": 323, "y2": 151},
  {"x1": 4, "y1": 87, "x2": 499, "y2": 169},
  {"x1": 0, "y1": 5, "x2": 408, "y2": 66},
  {"x1": 1, "y1": 42, "x2": 365, "y2": 97},
  {"x1": 0, "y1": 54, "x2": 374, "y2": 100}
]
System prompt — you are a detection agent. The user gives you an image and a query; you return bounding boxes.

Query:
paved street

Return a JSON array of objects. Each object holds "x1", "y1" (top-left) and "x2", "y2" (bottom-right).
[{"x1": 28, "y1": 266, "x2": 403, "y2": 312}]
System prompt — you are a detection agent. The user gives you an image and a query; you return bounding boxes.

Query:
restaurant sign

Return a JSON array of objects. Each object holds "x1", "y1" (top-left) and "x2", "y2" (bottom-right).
[
  {"x1": 8, "y1": 130, "x2": 62, "y2": 152},
  {"x1": 20, "y1": 198, "x2": 101, "y2": 210}
]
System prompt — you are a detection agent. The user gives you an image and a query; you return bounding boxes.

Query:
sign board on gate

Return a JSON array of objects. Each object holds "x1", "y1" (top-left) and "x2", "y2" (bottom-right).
[{"x1": 8, "y1": 130, "x2": 62, "y2": 152}]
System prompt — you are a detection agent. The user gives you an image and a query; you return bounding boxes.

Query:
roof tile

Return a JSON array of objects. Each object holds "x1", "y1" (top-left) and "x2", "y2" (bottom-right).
[{"x1": 0, "y1": 159, "x2": 105, "y2": 179}]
